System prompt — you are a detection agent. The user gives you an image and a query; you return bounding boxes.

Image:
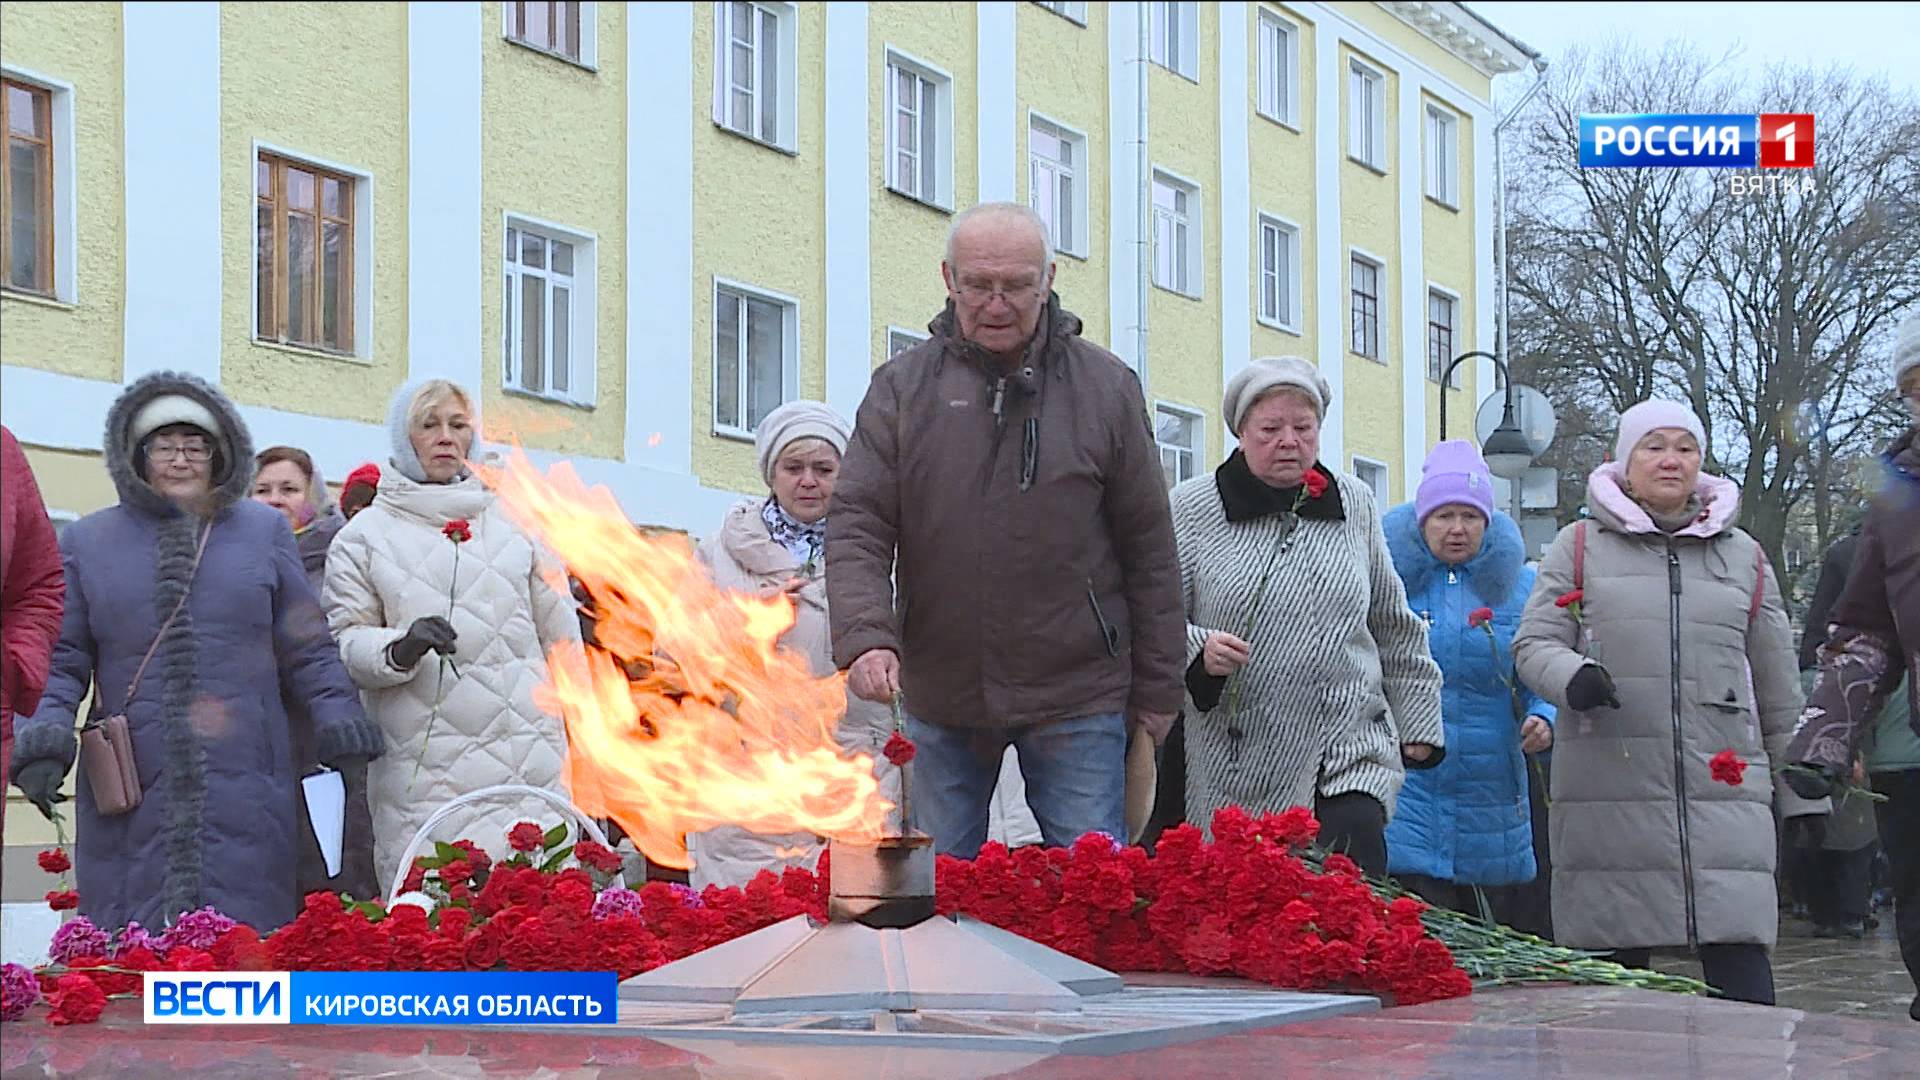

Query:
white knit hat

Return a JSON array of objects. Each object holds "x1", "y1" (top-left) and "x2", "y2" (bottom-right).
[
  {"x1": 1895, "y1": 310, "x2": 1920, "y2": 389},
  {"x1": 1223, "y1": 356, "x2": 1332, "y2": 435},
  {"x1": 1614, "y1": 399, "x2": 1706, "y2": 462},
  {"x1": 754, "y1": 401, "x2": 851, "y2": 486},
  {"x1": 129, "y1": 394, "x2": 223, "y2": 447}
]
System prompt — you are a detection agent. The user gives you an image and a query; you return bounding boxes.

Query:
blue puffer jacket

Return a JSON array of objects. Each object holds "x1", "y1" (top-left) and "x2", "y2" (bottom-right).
[{"x1": 1382, "y1": 505, "x2": 1553, "y2": 886}]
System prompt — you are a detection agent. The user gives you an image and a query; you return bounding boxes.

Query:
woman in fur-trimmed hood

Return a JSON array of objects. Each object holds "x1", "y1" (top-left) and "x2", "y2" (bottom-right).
[{"x1": 9, "y1": 372, "x2": 381, "y2": 933}]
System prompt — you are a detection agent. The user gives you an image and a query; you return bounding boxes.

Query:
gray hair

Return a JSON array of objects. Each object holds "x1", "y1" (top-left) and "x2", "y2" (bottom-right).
[{"x1": 944, "y1": 201, "x2": 1050, "y2": 273}]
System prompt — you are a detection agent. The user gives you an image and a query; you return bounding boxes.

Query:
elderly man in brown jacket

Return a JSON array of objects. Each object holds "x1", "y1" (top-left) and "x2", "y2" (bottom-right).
[{"x1": 827, "y1": 202, "x2": 1186, "y2": 858}]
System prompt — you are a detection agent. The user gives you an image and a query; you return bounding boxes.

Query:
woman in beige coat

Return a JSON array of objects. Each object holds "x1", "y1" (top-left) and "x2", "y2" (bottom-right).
[
  {"x1": 688, "y1": 402, "x2": 897, "y2": 889},
  {"x1": 1514, "y1": 399, "x2": 1818, "y2": 1005}
]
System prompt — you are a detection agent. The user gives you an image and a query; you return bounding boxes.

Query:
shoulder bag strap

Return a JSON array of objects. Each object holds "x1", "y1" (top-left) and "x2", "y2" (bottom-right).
[
  {"x1": 1572, "y1": 520, "x2": 1588, "y2": 592},
  {"x1": 116, "y1": 521, "x2": 214, "y2": 712},
  {"x1": 1748, "y1": 541, "x2": 1768, "y2": 624}
]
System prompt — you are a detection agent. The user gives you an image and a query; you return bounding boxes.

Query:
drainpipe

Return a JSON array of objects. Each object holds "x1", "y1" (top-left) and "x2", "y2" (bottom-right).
[{"x1": 1134, "y1": 2, "x2": 1151, "y2": 390}]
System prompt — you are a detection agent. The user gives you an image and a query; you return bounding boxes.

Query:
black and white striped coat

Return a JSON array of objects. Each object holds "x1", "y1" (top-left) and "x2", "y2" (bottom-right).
[{"x1": 1172, "y1": 467, "x2": 1444, "y2": 828}]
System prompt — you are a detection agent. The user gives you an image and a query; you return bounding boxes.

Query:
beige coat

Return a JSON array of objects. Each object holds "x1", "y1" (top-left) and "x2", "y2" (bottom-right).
[
  {"x1": 688, "y1": 499, "x2": 898, "y2": 889},
  {"x1": 1514, "y1": 464, "x2": 1813, "y2": 950}
]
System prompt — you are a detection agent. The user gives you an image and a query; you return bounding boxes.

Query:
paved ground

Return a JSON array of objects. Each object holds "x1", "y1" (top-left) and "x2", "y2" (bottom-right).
[{"x1": 1648, "y1": 906, "x2": 1914, "y2": 1022}]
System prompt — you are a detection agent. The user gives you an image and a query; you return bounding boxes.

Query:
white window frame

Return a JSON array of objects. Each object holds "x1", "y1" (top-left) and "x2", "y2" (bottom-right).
[
  {"x1": 250, "y1": 140, "x2": 374, "y2": 360},
  {"x1": 1151, "y1": 167, "x2": 1203, "y2": 299},
  {"x1": 712, "y1": 276, "x2": 799, "y2": 440},
  {"x1": 884, "y1": 48, "x2": 955, "y2": 211},
  {"x1": 886, "y1": 325, "x2": 927, "y2": 357},
  {"x1": 1255, "y1": 8, "x2": 1300, "y2": 130},
  {"x1": 1031, "y1": 0, "x2": 1087, "y2": 24},
  {"x1": 1148, "y1": 2, "x2": 1199, "y2": 81},
  {"x1": 1027, "y1": 112, "x2": 1089, "y2": 259},
  {"x1": 503, "y1": 213, "x2": 598, "y2": 408},
  {"x1": 1348, "y1": 58, "x2": 1388, "y2": 172},
  {"x1": 1351, "y1": 455, "x2": 1390, "y2": 502},
  {"x1": 1426, "y1": 282, "x2": 1461, "y2": 388},
  {"x1": 1348, "y1": 246, "x2": 1386, "y2": 363},
  {"x1": 1255, "y1": 211, "x2": 1302, "y2": 334},
  {"x1": 712, "y1": 1, "x2": 798, "y2": 153},
  {"x1": 501, "y1": 1, "x2": 599, "y2": 70},
  {"x1": 2, "y1": 65, "x2": 78, "y2": 304},
  {"x1": 1155, "y1": 402, "x2": 1206, "y2": 488},
  {"x1": 1425, "y1": 101, "x2": 1459, "y2": 208}
]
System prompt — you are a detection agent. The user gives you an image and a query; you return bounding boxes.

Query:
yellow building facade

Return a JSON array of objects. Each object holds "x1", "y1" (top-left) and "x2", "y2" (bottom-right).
[{"x1": 0, "y1": 1, "x2": 1531, "y2": 860}]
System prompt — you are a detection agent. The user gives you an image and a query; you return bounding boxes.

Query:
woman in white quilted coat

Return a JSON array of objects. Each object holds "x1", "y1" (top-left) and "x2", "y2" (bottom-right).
[
  {"x1": 324, "y1": 379, "x2": 581, "y2": 890},
  {"x1": 687, "y1": 401, "x2": 899, "y2": 889}
]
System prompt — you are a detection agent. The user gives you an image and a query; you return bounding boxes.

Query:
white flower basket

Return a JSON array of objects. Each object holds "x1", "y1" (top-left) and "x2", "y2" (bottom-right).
[{"x1": 385, "y1": 784, "x2": 613, "y2": 905}]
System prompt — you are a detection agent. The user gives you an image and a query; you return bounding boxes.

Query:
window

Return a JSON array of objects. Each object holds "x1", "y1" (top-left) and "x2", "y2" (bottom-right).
[
  {"x1": 887, "y1": 327, "x2": 926, "y2": 357},
  {"x1": 713, "y1": 1, "x2": 795, "y2": 151},
  {"x1": 713, "y1": 281, "x2": 796, "y2": 436},
  {"x1": 1151, "y1": 171, "x2": 1200, "y2": 297},
  {"x1": 1427, "y1": 289, "x2": 1459, "y2": 387},
  {"x1": 1256, "y1": 213, "x2": 1300, "y2": 332},
  {"x1": 504, "y1": 220, "x2": 596, "y2": 405},
  {"x1": 1256, "y1": 9, "x2": 1299, "y2": 128},
  {"x1": 1352, "y1": 457, "x2": 1389, "y2": 502},
  {"x1": 1349, "y1": 254, "x2": 1381, "y2": 360},
  {"x1": 2, "y1": 78, "x2": 54, "y2": 296},
  {"x1": 1426, "y1": 104, "x2": 1458, "y2": 207},
  {"x1": 885, "y1": 52, "x2": 953, "y2": 209},
  {"x1": 1348, "y1": 59, "x2": 1387, "y2": 171},
  {"x1": 1148, "y1": 2, "x2": 1198, "y2": 80},
  {"x1": 1029, "y1": 117, "x2": 1087, "y2": 257},
  {"x1": 506, "y1": 1, "x2": 588, "y2": 64},
  {"x1": 1155, "y1": 404, "x2": 1204, "y2": 489},
  {"x1": 1032, "y1": 1, "x2": 1087, "y2": 23},
  {"x1": 256, "y1": 152, "x2": 356, "y2": 354}
]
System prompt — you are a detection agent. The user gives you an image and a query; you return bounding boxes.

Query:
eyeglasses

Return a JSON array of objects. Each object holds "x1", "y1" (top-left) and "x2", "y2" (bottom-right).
[
  {"x1": 953, "y1": 279, "x2": 1043, "y2": 305},
  {"x1": 147, "y1": 442, "x2": 212, "y2": 463}
]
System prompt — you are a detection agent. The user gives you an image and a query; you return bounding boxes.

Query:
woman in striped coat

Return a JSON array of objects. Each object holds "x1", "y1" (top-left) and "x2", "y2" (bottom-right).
[{"x1": 1172, "y1": 356, "x2": 1444, "y2": 876}]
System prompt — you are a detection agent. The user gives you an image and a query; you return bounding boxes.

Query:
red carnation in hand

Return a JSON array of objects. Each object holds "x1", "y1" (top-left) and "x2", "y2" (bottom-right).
[
  {"x1": 37, "y1": 849, "x2": 71, "y2": 875},
  {"x1": 883, "y1": 731, "x2": 917, "y2": 767},
  {"x1": 1467, "y1": 607, "x2": 1494, "y2": 628},
  {"x1": 46, "y1": 974, "x2": 107, "y2": 1026},
  {"x1": 508, "y1": 822, "x2": 546, "y2": 853},
  {"x1": 442, "y1": 518, "x2": 472, "y2": 543},
  {"x1": 1302, "y1": 470, "x2": 1330, "y2": 499},
  {"x1": 45, "y1": 890, "x2": 79, "y2": 911},
  {"x1": 1554, "y1": 589, "x2": 1584, "y2": 608},
  {"x1": 1709, "y1": 749, "x2": 1748, "y2": 786}
]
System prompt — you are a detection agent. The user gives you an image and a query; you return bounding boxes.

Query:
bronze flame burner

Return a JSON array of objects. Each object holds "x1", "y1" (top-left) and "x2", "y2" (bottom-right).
[{"x1": 826, "y1": 835, "x2": 935, "y2": 929}]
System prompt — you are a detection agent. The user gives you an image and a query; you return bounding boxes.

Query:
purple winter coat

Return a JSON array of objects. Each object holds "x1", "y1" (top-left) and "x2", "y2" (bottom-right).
[{"x1": 9, "y1": 372, "x2": 382, "y2": 933}]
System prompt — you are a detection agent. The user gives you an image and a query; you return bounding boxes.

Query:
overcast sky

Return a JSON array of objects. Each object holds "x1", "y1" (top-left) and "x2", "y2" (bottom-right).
[{"x1": 1467, "y1": 2, "x2": 1920, "y2": 95}]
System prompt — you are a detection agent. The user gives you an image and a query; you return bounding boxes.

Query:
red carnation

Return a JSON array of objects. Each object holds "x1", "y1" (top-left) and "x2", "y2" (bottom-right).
[
  {"x1": 45, "y1": 890, "x2": 79, "y2": 911},
  {"x1": 573, "y1": 840, "x2": 625, "y2": 876},
  {"x1": 1709, "y1": 749, "x2": 1748, "y2": 786},
  {"x1": 37, "y1": 849, "x2": 71, "y2": 875},
  {"x1": 46, "y1": 974, "x2": 106, "y2": 1026},
  {"x1": 401, "y1": 866, "x2": 427, "y2": 894},
  {"x1": 450, "y1": 840, "x2": 492, "y2": 876},
  {"x1": 1467, "y1": 607, "x2": 1494, "y2": 628},
  {"x1": 883, "y1": 731, "x2": 917, "y2": 767},
  {"x1": 508, "y1": 822, "x2": 546, "y2": 852},
  {"x1": 1554, "y1": 589, "x2": 1584, "y2": 608},
  {"x1": 464, "y1": 931, "x2": 504, "y2": 971},
  {"x1": 439, "y1": 860, "x2": 474, "y2": 885},
  {"x1": 1302, "y1": 470, "x2": 1329, "y2": 499},
  {"x1": 442, "y1": 518, "x2": 472, "y2": 543}
]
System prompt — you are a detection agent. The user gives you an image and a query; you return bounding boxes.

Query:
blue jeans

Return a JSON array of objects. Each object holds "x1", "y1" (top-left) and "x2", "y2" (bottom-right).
[{"x1": 904, "y1": 711, "x2": 1127, "y2": 858}]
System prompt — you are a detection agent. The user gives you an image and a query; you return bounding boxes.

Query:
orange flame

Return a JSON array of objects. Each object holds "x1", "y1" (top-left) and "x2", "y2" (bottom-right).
[{"x1": 478, "y1": 448, "x2": 891, "y2": 870}]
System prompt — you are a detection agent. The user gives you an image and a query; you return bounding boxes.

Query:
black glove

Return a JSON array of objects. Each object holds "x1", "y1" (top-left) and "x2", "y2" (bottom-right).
[
  {"x1": 1566, "y1": 664, "x2": 1622, "y2": 711},
  {"x1": 387, "y1": 616, "x2": 458, "y2": 671},
  {"x1": 14, "y1": 760, "x2": 70, "y2": 819}
]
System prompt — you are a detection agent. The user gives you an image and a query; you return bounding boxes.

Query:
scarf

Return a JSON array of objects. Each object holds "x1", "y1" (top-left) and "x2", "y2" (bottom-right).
[
  {"x1": 761, "y1": 497, "x2": 826, "y2": 566},
  {"x1": 1214, "y1": 451, "x2": 1345, "y2": 523}
]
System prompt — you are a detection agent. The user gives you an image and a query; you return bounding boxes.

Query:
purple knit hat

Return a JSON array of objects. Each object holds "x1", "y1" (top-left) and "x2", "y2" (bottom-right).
[{"x1": 1416, "y1": 440, "x2": 1495, "y2": 525}]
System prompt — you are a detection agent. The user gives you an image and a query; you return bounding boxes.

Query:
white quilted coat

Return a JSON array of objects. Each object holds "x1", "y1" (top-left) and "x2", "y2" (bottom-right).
[
  {"x1": 687, "y1": 499, "x2": 900, "y2": 889},
  {"x1": 323, "y1": 471, "x2": 581, "y2": 890}
]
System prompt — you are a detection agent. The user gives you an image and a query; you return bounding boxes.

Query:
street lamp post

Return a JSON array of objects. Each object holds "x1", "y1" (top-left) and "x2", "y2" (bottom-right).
[{"x1": 1439, "y1": 350, "x2": 1533, "y2": 480}]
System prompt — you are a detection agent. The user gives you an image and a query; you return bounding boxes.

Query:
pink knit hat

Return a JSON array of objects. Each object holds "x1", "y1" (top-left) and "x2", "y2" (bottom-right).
[{"x1": 1614, "y1": 399, "x2": 1705, "y2": 462}]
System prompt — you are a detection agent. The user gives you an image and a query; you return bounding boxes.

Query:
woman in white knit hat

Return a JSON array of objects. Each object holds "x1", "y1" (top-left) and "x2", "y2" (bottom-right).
[
  {"x1": 1171, "y1": 356, "x2": 1444, "y2": 877},
  {"x1": 1514, "y1": 398, "x2": 1819, "y2": 1004},
  {"x1": 686, "y1": 401, "x2": 901, "y2": 888}
]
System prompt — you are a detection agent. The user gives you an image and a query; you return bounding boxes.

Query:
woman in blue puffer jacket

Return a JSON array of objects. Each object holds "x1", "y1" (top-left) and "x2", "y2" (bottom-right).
[{"x1": 1383, "y1": 441, "x2": 1555, "y2": 915}]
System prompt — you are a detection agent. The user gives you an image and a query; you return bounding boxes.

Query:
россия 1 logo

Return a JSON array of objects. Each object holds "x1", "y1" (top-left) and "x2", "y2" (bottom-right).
[{"x1": 1579, "y1": 113, "x2": 1815, "y2": 169}]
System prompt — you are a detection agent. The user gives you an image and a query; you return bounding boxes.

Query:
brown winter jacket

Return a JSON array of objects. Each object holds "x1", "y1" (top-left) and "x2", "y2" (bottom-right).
[
  {"x1": 826, "y1": 294, "x2": 1186, "y2": 729},
  {"x1": 1790, "y1": 428, "x2": 1920, "y2": 777}
]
